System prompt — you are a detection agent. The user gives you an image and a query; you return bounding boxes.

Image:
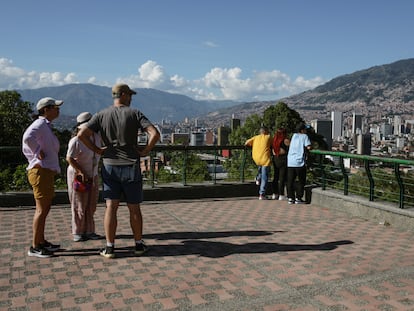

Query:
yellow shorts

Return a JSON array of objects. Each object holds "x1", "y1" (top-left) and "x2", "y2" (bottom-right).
[{"x1": 28, "y1": 167, "x2": 56, "y2": 200}]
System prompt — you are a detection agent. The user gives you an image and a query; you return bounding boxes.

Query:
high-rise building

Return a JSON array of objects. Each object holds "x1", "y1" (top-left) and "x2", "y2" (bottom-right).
[
  {"x1": 310, "y1": 119, "x2": 332, "y2": 150},
  {"x1": 190, "y1": 132, "x2": 204, "y2": 146},
  {"x1": 352, "y1": 113, "x2": 363, "y2": 134},
  {"x1": 331, "y1": 111, "x2": 343, "y2": 140},
  {"x1": 230, "y1": 118, "x2": 240, "y2": 131},
  {"x1": 217, "y1": 126, "x2": 231, "y2": 146},
  {"x1": 357, "y1": 133, "x2": 371, "y2": 155},
  {"x1": 393, "y1": 115, "x2": 402, "y2": 136},
  {"x1": 381, "y1": 123, "x2": 393, "y2": 138}
]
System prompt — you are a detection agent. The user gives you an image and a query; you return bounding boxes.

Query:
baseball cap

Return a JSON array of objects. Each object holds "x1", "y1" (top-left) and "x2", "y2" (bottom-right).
[
  {"x1": 112, "y1": 83, "x2": 137, "y2": 96},
  {"x1": 36, "y1": 97, "x2": 64, "y2": 111},
  {"x1": 76, "y1": 112, "x2": 92, "y2": 124}
]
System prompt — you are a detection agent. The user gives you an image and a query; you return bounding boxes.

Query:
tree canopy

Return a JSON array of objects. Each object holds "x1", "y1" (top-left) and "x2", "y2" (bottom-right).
[
  {"x1": 0, "y1": 91, "x2": 33, "y2": 146},
  {"x1": 228, "y1": 101, "x2": 305, "y2": 145}
]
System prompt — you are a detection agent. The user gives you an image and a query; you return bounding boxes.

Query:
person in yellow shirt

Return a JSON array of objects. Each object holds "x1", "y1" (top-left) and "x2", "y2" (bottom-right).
[{"x1": 245, "y1": 125, "x2": 272, "y2": 200}]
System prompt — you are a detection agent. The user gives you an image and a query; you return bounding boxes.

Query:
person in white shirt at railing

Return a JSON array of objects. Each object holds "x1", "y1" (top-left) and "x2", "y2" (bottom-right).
[{"x1": 287, "y1": 123, "x2": 312, "y2": 204}]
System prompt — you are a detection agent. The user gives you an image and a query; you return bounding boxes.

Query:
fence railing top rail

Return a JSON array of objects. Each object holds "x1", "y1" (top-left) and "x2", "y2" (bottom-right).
[{"x1": 310, "y1": 149, "x2": 414, "y2": 166}]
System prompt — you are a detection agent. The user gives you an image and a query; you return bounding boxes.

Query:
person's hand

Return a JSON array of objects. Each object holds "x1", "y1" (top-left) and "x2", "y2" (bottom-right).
[
  {"x1": 96, "y1": 146, "x2": 107, "y2": 155},
  {"x1": 37, "y1": 150, "x2": 45, "y2": 160}
]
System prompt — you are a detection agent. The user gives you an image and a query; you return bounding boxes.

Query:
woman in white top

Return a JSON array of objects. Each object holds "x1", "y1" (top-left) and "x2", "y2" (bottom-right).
[{"x1": 66, "y1": 112, "x2": 102, "y2": 242}]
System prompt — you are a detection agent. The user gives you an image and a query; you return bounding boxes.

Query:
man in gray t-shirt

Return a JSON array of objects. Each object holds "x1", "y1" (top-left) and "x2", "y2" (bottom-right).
[{"x1": 78, "y1": 83, "x2": 160, "y2": 258}]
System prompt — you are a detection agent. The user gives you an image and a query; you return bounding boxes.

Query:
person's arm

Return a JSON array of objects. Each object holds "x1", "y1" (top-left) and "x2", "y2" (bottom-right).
[
  {"x1": 77, "y1": 127, "x2": 106, "y2": 155},
  {"x1": 138, "y1": 125, "x2": 160, "y2": 157}
]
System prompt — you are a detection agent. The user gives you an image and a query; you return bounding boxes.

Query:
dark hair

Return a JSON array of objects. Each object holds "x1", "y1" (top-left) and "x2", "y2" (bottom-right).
[{"x1": 296, "y1": 123, "x2": 306, "y2": 132}]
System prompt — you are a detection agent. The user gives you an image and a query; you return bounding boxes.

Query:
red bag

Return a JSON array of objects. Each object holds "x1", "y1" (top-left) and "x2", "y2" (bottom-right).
[{"x1": 73, "y1": 175, "x2": 91, "y2": 192}]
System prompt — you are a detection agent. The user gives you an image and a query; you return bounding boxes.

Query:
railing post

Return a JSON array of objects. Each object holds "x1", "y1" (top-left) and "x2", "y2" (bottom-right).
[
  {"x1": 339, "y1": 156, "x2": 348, "y2": 195},
  {"x1": 213, "y1": 147, "x2": 218, "y2": 185},
  {"x1": 394, "y1": 163, "x2": 404, "y2": 209},
  {"x1": 318, "y1": 154, "x2": 326, "y2": 190},
  {"x1": 241, "y1": 147, "x2": 247, "y2": 183},
  {"x1": 182, "y1": 147, "x2": 188, "y2": 186},
  {"x1": 150, "y1": 152, "x2": 155, "y2": 188},
  {"x1": 364, "y1": 160, "x2": 374, "y2": 201}
]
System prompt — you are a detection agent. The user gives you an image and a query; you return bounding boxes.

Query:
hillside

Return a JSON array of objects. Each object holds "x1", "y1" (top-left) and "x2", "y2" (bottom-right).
[
  {"x1": 17, "y1": 84, "x2": 237, "y2": 125},
  {"x1": 16, "y1": 58, "x2": 414, "y2": 130},
  {"x1": 199, "y1": 58, "x2": 414, "y2": 127}
]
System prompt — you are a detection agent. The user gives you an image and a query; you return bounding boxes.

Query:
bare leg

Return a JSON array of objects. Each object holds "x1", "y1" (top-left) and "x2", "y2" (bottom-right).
[
  {"x1": 127, "y1": 203, "x2": 143, "y2": 241},
  {"x1": 104, "y1": 199, "x2": 119, "y2": 244},
  {"x1": 32, "y1": 197, "x2": 52, "y2": 247}
]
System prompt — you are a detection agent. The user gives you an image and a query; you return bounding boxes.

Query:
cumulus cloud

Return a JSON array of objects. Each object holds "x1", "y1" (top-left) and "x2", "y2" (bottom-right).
[
  {"x1": 0, "y1": 57, "x2": 80, "y2": 90},
  {"x1": 0, "y1": 57, "x2": 324, "y2": 101}
]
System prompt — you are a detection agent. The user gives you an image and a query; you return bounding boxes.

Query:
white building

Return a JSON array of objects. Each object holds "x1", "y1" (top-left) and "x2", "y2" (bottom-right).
[{"x1": 331, "y1": 111, "x2": 343, "y2": 140}]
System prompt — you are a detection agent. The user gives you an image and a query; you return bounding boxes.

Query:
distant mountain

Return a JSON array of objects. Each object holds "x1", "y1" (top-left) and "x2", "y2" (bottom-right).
[
  {"x1": 17, "y1": 84, "x2": 237, "y2": 126},
  {"x1": 17, "y1": 58, "x2": 414, "y2": 130},
  {"x1": 198, "y1": 58, "x2": 414, "y2": 127}
]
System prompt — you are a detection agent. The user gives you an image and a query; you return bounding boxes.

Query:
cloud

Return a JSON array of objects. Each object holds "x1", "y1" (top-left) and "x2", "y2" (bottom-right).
[
  {"x1": 0, "y1": 57, "x2": 324, "y2": 101},
  {"x1": 0, "y1": 57, "x2": 81, "y2": 90},
  {"x1": 203, "y1": 41, "x2": 219, "y2": 48}
]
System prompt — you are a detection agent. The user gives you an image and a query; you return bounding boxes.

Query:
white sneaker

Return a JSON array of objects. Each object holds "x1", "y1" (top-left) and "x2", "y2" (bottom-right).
[
  {"x1": 271, "y1": 194, "x2": 277, "y2": 200},
  {"x1": 73, "y1": 234, "x2": 86, "y2": 242},
  {"x1": 278, "y1": 195, "x2": 286, "y2": 201}
]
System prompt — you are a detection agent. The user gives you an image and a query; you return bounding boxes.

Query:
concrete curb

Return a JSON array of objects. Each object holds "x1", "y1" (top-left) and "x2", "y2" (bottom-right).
[
  {"x1": 311, "y1": 187, "x2": 414, "y2": 232},
  {"x1": 0, "y1": 182, "x2": 259, "y2": 207}
]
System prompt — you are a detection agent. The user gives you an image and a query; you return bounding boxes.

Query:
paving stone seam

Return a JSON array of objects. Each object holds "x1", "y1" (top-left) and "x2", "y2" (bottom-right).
[{"x1": 181, "y1": 267, "x2": 414, "y2": 311}]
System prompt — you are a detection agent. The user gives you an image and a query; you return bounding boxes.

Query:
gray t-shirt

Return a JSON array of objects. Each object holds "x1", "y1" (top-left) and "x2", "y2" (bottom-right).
[{"x1": 87, "y1": 105, "x2": 153, "y2": 165}]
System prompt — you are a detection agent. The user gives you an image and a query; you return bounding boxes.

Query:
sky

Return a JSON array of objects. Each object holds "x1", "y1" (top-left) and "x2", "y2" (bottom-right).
[{"x1": 1, "y1": 0, "x2": 413, "y2": 102}]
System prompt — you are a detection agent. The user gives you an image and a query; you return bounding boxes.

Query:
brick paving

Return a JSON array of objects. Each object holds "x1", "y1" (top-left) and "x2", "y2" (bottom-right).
[{"x1": 1, "y1": 197, "x2": 414, "y2": 311}]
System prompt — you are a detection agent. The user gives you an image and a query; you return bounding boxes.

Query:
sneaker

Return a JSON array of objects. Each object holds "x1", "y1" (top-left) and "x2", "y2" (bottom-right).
[
  {"x1": 73, "y1": 234, "x2": 86, "y2": 242},
  {"x1": 86, "y1": 233, "x2": 102, "y2": 240},
  {"x1": 134, "y1": 242, "x2": 148, "y2": 256},
  {"x1": 271, "y1": 194, "x2": 278, "y2": 200},
  {"x1": 295, "y1": 198, "x2": 306, "y2": 204},
  {"x1": 278, "y1": 195, "x2": 286, "y2": 201},
  {"x1": 100, "y1": 246, "x2": 115, "y2": 259},
  {"x1": 288, "y1": 198, "x2": 295, "y2": 204},
  {"x1": 41, "y1": 240, "x2": 60, "y2": 251},
  {"x1": 28, "y1": 246, "x2": 54, "y2": 258},
  {"x1": 259, "y1": 194, "x2": 267, "y2": 200}
]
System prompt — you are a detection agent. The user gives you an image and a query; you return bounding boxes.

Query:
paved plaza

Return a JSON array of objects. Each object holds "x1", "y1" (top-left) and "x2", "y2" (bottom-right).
[{"x1": 1, "y1": 197, "x2": 414, "y2": 310}]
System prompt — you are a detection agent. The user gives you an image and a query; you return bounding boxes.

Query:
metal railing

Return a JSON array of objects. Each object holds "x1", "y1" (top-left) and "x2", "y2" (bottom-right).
[
  {"x1": 2, "y1": 145, "x2": 414, "y2": 209},
  {"x1": 146, "y1": 145, "x2": 250, "y2": 186},
  {"x1": 309, "y1": 150, "x2": 414, "y2": 209}
]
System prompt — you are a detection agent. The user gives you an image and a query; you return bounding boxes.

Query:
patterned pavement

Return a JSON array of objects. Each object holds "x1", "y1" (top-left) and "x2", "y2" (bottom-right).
[{"x1": 1, "y1": 197, "x2": 414, "y2": 311}]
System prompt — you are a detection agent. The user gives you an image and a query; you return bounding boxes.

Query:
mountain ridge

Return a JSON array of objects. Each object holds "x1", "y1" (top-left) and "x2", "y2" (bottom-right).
[
  {"x1": 198, "y1": 58, "x2": 414, "y2": 127},
  {"x1": 17, "y1": 84, "x2": 238, "y2": 124},
  {"x1": 17, "y1": 58, "x2": 414, "y2": 129}
]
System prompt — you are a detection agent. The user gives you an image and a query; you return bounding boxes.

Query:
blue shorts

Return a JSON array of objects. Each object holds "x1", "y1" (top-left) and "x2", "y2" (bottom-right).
[{"x1": 102, "y1": 164, "x2": 143, "y2": 204}]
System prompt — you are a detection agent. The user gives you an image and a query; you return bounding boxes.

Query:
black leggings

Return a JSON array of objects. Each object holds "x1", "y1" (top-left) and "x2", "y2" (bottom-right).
[
  {"x1": 272, "y1": 156, "x2": 287, "y2": 195},
  {"x1": 286, "y1": 166, "x2": 307, "y2": 200}
]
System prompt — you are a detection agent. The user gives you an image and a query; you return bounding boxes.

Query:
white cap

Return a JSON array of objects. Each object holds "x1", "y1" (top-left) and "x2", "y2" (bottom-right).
[{"x1": 36, "y1": 97, "x2": 64, "y2": 111}]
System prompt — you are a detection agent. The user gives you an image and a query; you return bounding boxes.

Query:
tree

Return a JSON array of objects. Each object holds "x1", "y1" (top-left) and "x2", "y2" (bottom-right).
[
  {"x1": 0, "y1": 91, "x2": 33, "y2": 146},
  {"x1": 262, "y1": 101, "x2": 304, "y2": 134}
]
